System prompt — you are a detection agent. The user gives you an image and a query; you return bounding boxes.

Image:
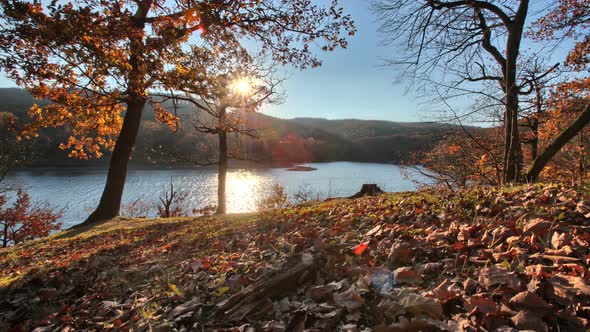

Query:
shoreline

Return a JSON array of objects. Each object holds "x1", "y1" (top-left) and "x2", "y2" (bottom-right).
[{"x1": 10, "y1": 160, "x2": 402, "y2": 173}]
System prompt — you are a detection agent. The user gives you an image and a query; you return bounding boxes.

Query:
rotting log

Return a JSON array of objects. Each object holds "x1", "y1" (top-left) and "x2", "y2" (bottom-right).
[
  {"x1": 349, "y1": 184, "x2": 384, "y2": 199},
  {"x1": 215, "y1": 252, "x2": 320, "y2": 321}
]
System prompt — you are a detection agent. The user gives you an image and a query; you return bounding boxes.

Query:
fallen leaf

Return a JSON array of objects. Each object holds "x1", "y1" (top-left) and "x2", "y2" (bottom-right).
[
  {"x1": 523, "y1": 218, "x2": 552, "y2": 236},
  {"x1": 352, "y1": 242, "x2": 369, "y2": 256},
  {"x1": 169, "y1": 283, "x2": 183, "y2": 296},
  {"x1": 511, "y1": 310, "x2": 548, "y2": 332},
  {"x1": 549, "y1": 274, "x2": 590, "y2": 305},
  {"x1": 478, "y1": 266, "x2": 521, "y2": 290},
  {"x1": 464, "y1": 294, "x2": 497, "y2": 314},
  {"x1": 509, "y1": 291, "x2": 551, "y2": 314},
  {"x1": 380, "y1": 291, "x2": 443, "y2": 319},
  {"x1": 333, "y1": 288, "x2": 365, "y2": 312},
  {"x1": 393, "y1": 267, "x2": 422, "y2": 284}
]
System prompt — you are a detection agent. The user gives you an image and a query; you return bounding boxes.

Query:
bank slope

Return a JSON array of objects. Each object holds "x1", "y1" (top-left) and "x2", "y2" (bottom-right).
[{"x1": 1, "y1": 184, "x2": 590, "y2": 331}]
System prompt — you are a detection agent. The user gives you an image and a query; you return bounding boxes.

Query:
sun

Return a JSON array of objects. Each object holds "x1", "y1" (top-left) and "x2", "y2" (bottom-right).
[{"x1": 232, "y1": 78, "x2": 251, "y2": 96}]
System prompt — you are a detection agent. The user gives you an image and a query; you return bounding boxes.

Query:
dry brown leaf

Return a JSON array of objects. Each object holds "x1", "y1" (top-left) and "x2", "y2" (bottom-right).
[
  {"x1": 379, "y1": 291, "x2": 443, "y2": 320},
  {"x1": 523, "y1": 218, "x2": 552, "y2": 236},
  {"x1": 374, "y1": 317, "x2": 458, "y2": 332},
  {"x1": 464, "y1": 294, "x2": 497, "y2": 314},
  {"x1": 478, "y1": 266, "x2": 521, "y2": 290},
  {"x1": 510, "y1": 310, "x2": 548, "y2": 332},
  {"x1": 333, "y1": 288, "x2": 365, "y2": 312},
  {"x1": 508, "y1": 291, "x2": 551, "y2": 314},
  {"x1": 549, "y1": 274, "x2": 590, "y2": 305},
  {"x1": 393, "y1": 267, "x2": 422, "y2": 284},
  {"x1": 551, "y1": 232, "x2": 570, "y2": 249}
]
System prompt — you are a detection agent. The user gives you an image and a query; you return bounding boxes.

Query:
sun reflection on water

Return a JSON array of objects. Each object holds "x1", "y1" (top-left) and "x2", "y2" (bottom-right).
[
  {"x1": 225, "y1": 170, "x2": 274, "y2": 213},
  {"x1": 8, "y1": 162, "x2": 422, "y2": 227}
]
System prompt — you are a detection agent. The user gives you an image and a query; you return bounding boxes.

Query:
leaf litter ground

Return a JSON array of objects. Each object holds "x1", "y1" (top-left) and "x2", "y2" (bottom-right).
[{"x1": 1, "y1": 183, "x2": 590, "y2": 331}]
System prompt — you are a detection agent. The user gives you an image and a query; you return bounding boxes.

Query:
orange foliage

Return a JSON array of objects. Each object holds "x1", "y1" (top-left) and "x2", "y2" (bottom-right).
[
  {"x1": 0, "y1": 0, "x2": 355, "y2": 159},
  {"x1": 530, "y1": 1, "x2": 590, "y2": 182},
  {"x1": 409, "y1": 130, "x2": 503, "y2": 188},
  {"x1": 0, "y1": 189, "x2": 62, "y2": 247},
  {"x1": 534, "y1": 0, "x2": 590, "y2": 71}
]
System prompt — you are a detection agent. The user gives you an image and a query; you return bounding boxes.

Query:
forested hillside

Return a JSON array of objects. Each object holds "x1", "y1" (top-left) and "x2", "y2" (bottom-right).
[{"x1": 0, "y1": 88, "x2": 453, "y2": 167}]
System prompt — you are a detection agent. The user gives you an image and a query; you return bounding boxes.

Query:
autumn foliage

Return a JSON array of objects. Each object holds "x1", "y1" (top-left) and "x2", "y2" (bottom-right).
[
  {"x1": 407, "y1": 129, "x2": 504, "y2": 188},
  {"x1": 0, "y1": 189, "x2": 61, "y2": 248},
  {"x1": 1, "y1": 185, "x2": 590, "y2": 330},
  {"x1": 0, "y1": 0, "x2": 356, "y2": 223},
  {"x1": 0, "y1": 0, "x2": 352, "y2": 159}
]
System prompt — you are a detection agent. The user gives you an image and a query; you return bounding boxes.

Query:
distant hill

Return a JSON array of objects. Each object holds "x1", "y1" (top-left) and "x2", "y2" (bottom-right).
[
  {"x1": 0, "y1": 88, "x2": 457, "y2": 167},
  {"x1": 241, "y1": 113, "x2": 452, "y2": 164}
]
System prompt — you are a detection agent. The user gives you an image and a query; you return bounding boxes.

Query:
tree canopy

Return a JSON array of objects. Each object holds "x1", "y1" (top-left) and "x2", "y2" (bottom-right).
[
  {"x1": 0, "y1": 0, "x2": 354, "y2": 158},
  {"x1": 0, "y1": 0, "x2": 355, "y2": 222}
]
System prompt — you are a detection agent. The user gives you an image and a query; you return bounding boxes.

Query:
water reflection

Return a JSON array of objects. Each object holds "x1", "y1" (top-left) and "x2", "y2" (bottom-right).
[
  {"x1": 6, "y1": 162, "x2": 423, "y2": 228},
  {"x1": 225, "y1": 170, "x2": 274, "y2": 213}
]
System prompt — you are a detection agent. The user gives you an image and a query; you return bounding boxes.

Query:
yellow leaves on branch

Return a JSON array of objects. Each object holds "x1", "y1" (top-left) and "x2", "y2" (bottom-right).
[
  {"x1": 21, "y1": 91, "x2": 124, "y2": 160},
  {"x1": 153, "y1": 103, "x2": 179, "y2": 131}
]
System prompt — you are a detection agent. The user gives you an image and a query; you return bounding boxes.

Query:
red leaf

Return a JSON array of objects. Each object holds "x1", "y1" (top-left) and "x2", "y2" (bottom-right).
[{"x1": 352, "y1": 242, "x2": 369, "y2": 256}]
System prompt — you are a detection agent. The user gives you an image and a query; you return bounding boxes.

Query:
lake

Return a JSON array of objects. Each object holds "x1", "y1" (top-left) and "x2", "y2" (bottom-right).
[{"x1": 5, "y1": 162, "x2": 423, "y2": 228}]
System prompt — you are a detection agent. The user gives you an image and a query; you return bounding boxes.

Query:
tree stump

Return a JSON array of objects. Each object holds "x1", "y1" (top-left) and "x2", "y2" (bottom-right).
[{"x1": 349, "y1": 184, "x2": 384, "y2": 199}]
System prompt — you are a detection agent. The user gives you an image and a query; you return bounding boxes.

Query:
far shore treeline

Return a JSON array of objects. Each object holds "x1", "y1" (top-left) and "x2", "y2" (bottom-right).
[{"x1": 0, "y1": 88, "x2": 460, "y2": 168}]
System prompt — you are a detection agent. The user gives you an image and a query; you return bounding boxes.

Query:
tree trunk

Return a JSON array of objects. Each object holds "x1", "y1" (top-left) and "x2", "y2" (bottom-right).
[
  {"x1": 502, "y1": 0, "x2": 528, "y2": 184},
  {"x1": 217, "y1": 107, "x2": 228, "y2": 215},
  {"x1": 577, "y1": 132, "x2": 586, "y2": 184},
  {"x1": 530, "y1": 119, "x2": 539, "y2": 161},
  {"x1": 530, "y1": 80, "x2": 543, "y2": 161},
  {"x1": 526, "y1": 103, "x2": 590, "y2": 182},
  {"x1": 83, "y1": 4, "x2": 148, "y2": 225},
  {"x1": 84, "y1": 98, "x2": 145, "y2": 224},
  {"x1": 2, "y1": 222, "x2": 7, "y2": 248}
]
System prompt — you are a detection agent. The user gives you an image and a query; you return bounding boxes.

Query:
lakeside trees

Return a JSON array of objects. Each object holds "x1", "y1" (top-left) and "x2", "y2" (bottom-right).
[
  {"x1": 0, "y1": 112, "x2": 31, "y2": 182},
  {"x1": 374, "y1": 0, "x2": 590, "y2": 186},
  {"x1": 524, "y1": 0, "x2": 590, "y2": 182},
  {"x1": 373, "y1": 0, "x2": 536, "y2": 183},
  {"x1": 146, "y1": 47, "x2": 285, "y2": 215},
  {"x1": 3, "y1": 0, "x2": 590, "y2": 221},
  {"x1": 165, "y1": 56, "x2": 283, "y2": 215},
  {"x1": 0, "y1": 0, "x2": 355, "y2": 224}
]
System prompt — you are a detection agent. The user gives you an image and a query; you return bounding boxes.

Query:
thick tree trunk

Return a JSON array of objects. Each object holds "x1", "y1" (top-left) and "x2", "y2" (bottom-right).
[
  {"x1": 82, "y1": 4, "x2": 148, "y2": 225},
  {"x1": 503, "y1": 102, "x2": 523, "y2": 183},
  {"x1": 578, "y1": 133, "x2": 586, "y2": 184},
  {"x1": 2, "y1": 222, "x2": 7, "y2": 248},
  {"x1": 84, "y1": 98, "x2": 145, "y2": 224},
  {"x1": 216, "y1": 107, "x2": 227, "y2": 215},
  {"x1": 501, "y1": 0, "x2": 528, "y2": 184},
  {"x1": 526, "y1": 104, "x2": 590, "y2": 182}
]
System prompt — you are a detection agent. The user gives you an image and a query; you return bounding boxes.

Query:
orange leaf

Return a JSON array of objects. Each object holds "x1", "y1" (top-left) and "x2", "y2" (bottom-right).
[{"x1": 352, "y1": 242, "x2": 369, "y2": 255}]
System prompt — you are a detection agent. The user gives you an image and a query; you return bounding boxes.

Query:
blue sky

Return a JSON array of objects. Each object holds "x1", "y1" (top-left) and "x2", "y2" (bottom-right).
[
  {"x1": 0, "y1": 1, "x2": 566, "y2": 123},
  {"x1": 264, "y1": 0, "x2": 420, "y2": 122}
]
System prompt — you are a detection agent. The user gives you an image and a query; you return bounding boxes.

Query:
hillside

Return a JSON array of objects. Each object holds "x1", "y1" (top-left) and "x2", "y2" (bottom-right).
[
  {"x1": 0, "y1": 88, "x2": 454, "y2": 167},
  {"x1": 1, "y1": 184, "x2": 589, "y2": 330}
]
